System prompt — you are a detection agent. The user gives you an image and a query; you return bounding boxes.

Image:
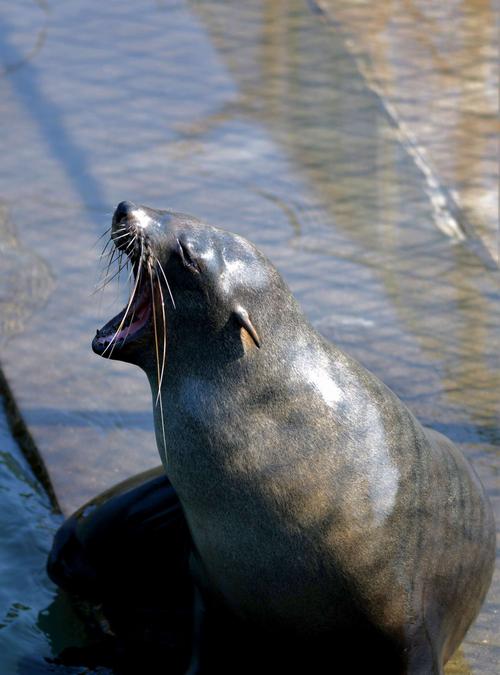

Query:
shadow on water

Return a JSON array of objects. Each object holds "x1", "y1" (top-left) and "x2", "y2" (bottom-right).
[
  {"x1": 21, "y1": 408, "x2": 154, "y2": 432},
  {"x1": 0, "y1": 10, "x2": 108, "y2": 211},
  {"x1": 15, "y1": 408, "x2": 500, "y2": 450}
]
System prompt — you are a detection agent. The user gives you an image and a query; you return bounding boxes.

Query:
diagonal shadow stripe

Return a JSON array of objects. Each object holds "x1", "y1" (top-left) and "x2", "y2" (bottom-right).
[{"x1": 0, "y1": 14, "x2": 108, "y2": 211}]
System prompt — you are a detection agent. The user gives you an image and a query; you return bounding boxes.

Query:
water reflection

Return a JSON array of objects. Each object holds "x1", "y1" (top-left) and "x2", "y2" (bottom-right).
[{"x1": 315, "y1": 0, "x2": 498, "y2": 261}]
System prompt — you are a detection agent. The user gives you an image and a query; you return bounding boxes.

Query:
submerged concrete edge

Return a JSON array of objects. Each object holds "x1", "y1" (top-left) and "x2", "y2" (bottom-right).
[{"x1": 0, "y1": 361, "x2": 61, "y2": 513}]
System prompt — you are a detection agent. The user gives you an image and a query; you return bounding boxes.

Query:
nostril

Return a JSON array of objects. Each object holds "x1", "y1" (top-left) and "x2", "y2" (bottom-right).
[{"x1": 113, "y1": 200, "x2": 137, "y2": 225}]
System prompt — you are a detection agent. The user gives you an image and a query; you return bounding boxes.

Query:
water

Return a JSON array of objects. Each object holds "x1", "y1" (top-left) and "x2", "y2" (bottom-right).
[
  {"x1": 0, "y1": 0, "x2": 498, "y2": 672},
  {"x1": 0, "y1": 398, "x2": 95, "y2": 674},
  {"x1": 315, "y1": 0, "x2": 499, "y2": 260}
]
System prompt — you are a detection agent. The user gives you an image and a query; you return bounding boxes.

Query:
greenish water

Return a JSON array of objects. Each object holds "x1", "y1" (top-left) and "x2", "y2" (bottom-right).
[{"x1": 0, "y1": 400, "x2": 92, "y2": 674}]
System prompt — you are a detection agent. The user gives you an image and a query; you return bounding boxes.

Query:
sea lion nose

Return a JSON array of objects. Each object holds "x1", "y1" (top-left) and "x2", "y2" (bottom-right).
[
  {"x1": 112, "y1": 201, "x2": 155, "y2": 238},
  {"x1": 113, "y1": 200, "x2": 137, "y2": 225}
]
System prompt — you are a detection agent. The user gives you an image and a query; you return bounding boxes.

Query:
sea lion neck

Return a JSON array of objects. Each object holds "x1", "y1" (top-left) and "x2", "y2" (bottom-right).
[{"x1": 155, "y1": 292, "x2": 310, "y2": 383}]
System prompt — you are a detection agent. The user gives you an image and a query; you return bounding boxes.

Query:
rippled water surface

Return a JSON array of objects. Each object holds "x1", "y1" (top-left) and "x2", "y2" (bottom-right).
[{"x1": 0, "y1": 0, "x2": 498, "y2": 672}]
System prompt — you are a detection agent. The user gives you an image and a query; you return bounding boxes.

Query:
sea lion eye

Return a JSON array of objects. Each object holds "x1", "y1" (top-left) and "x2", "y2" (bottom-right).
[{"x1": 177, "y1": 239, "x2": 200, "y2": 273}]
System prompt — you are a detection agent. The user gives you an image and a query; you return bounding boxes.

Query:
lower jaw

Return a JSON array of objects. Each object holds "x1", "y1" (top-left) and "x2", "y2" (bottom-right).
[
  {"x1": 92, "y1": 312, "x2": 152, "y2": 358},
  {"x1": 92, "y1": 326, "x2": 156, "y2": 365}
]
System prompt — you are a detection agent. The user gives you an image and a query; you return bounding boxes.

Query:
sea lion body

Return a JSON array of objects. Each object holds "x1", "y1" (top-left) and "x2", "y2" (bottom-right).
[
  {"x1": 156, "y1": 277, "x2": 493, "y2": 666},
  {"x1": 51, "y1": 202, "x2": 494, "y2": 673},
  {"x1": 47, "y1": 468, "x2": 194, "y2": 673}
]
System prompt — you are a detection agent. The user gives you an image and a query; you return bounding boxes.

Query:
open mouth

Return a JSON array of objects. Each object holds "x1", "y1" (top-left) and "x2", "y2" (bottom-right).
[
  {"x1": 92, "y1": 276, "x2": 152, "y2": 356},
  {"x1": 92, "y1": 202, "x2": 173, "y2": 361}
]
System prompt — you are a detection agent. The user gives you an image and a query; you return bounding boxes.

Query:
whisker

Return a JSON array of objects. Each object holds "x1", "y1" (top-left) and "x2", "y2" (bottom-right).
[
  {"x1": 95, "y1": 236, "x2": 115, "y2": 318},
  {"x1": 125, "y1": 259, "x2": 136, "y2": 285},
  {"x1": 95, "y1": 231, "x2": 169, "y2": 458},
  {"x1": 93, "y1": 255, "x2": 129, "y2": 295},
  {"x1": 121, "y1": 298, "x2": 138, "y2": 344},
  {"x1": 94, "y1": 226, "x2": 112, "y2": 247},
  {"x1": 155, "y1": 271, "x2": 167, "y2": 404},
  {"x1": 103, "y1": 245, "x2": 120, "y2": 277},
  {"x1": 118, "y1": 258, "x2": 141, "y2": 343},
  {"x1": 102, "y1": 236, "x2": 130, "y2": 279},
  {"x1": 103, "y1": 243, "x2": 143, "y2": 358},
  {"x1": 154, "y1": 256, "x2": 176, "y2": 310},
  {"x1": 111, "y1": 231, "x2": 131, "y2": 242},
  {"x1": 95, "y1": 224, "x2": 127, "y2": 252},
  {"x1": 149, "y1": 262, "x2": 167, "y2": 462},
  {"x1": 125, "y1": 235, "x2": 137, "y2": 252},
  {"x1": 94, "y1": 246, "x2": 119, "y2": 291},
  {"x1": 116, "y1": 250, "x2": 125, "y2": 293},
  {"x1": 99, "y1": 237, "x2": 114, "y2": 261}
]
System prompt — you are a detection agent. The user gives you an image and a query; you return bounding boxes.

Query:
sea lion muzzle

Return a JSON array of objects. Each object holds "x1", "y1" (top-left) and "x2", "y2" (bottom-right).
[{"x1": 92, "y1": 203, "x2": 172, "y2": 360}]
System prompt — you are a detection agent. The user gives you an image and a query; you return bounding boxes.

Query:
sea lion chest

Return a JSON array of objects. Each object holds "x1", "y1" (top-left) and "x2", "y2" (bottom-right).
[{"x1": 155, "y1": 358, "x2": 407, "y2": 630}]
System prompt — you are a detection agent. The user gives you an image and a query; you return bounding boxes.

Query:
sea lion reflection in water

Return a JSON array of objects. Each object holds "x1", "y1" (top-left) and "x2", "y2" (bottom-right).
[{"x1": 48, "y1": 202, "x2": 495, "y2": 674}]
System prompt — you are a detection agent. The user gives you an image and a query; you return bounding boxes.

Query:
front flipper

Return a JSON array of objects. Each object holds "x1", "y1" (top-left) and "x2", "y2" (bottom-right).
[{"x1": 48, "y1": 466, "x2": 194, "y2": 673}]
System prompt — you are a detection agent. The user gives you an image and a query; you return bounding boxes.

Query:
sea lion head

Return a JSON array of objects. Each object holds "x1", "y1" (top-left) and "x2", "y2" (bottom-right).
[{"x1": 92, "y1": 201, "x2": 295, "y2": 371}]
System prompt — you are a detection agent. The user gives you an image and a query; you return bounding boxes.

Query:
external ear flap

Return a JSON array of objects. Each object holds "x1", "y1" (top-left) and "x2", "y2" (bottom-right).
[{"x1": 234, "y1": 305, "x2": 261, "y2": 349}]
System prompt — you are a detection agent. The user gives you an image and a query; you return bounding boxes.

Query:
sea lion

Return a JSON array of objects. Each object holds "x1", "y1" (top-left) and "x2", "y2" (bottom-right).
[{"x1": 52, "y1": 201, "x2": 495, "y2": 674}]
